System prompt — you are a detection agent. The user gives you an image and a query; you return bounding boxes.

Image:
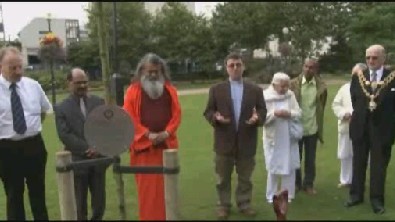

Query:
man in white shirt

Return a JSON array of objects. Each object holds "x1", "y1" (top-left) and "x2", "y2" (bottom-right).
[{"x1": 0, "y1": 46, "x2": 52, "y2": 220}]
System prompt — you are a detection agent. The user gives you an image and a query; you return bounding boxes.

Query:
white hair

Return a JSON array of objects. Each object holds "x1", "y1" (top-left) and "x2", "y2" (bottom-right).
[
  {"x1": 366, "y1": 44, "x2": 386, "y2": 55},
  {"x1": 354, "y1": 63, "x2": 367, "y2": 70},
  {"x1": 271, "y1": 72, "x2": 290, "y2": 84}
]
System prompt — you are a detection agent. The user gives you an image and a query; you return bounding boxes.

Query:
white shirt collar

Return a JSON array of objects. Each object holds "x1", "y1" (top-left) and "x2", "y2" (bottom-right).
[
  {"x1": 0, "y1": 74, "x2": 22, "y2": 89},
  {"x1": 228, "y1": 77, "x2": 243, "y2": 84},
  {"x1": 369, "y1": 66, "x2": 384, "y2": 81}
]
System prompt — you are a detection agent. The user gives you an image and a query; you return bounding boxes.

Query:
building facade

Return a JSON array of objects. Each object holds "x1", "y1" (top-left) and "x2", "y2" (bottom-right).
[{"x1": 18, "y1": 17, "x2": 80, "y2": 67}]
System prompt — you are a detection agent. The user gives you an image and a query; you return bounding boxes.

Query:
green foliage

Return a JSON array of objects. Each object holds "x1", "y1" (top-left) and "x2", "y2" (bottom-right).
[
  {"x1": 79, "y1": 2, "x2": 395, "y2": 82},
  {"x1": 25, "y1": 70, "x2": 68, "y2": 92},
  {"x1": 347, "y1": 3, "x2": 395, "y2": 62},
  {"x1": 86, "y1": 2, "x2": 153, "y2": 76},
  {"x1": 211, "y1": 2, "x2": 278, "y2": 58},
  {"x1": 66, "y1": 41, "x2": 100, "y2": 69},
  {"x1": 151, "y1": 2, "x2": 218, "y2": 80}
]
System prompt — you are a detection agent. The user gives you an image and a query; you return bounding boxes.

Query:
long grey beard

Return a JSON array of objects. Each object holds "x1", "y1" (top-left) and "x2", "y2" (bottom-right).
[{"x1": 141, "y1": 75, "x2": 165, "y2": 99}]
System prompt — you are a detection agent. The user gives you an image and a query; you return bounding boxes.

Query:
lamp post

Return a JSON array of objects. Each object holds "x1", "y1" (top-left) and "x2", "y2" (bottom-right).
[
  {"x1": 281, "y1": 27, "x2": 290, "y2": 72},
  {"x1": 46, "y1": 12, "x2": 56, "y2": 105},
  {"x1": 110, "y1": 2, "x2": 124, "y2": 106}
]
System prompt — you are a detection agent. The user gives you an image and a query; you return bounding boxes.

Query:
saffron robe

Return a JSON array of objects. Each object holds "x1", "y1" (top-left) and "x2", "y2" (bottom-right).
[{"x1": 123, "y1": 81, "x2": 181, "y2": 220}]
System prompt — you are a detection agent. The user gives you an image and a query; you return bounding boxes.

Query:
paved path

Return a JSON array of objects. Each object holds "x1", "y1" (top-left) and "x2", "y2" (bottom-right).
[{"x1": 177, "y1": 79, "x2": 348, "y2": 96}]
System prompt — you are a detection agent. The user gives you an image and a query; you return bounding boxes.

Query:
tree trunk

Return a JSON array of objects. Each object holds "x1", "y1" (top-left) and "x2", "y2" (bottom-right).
[
  {"x1": 96, "y1": 2, "x2": 113, "y2": 104},
  {"x1": 94, "y1": 3, "x2": 126, "y2": 220}
]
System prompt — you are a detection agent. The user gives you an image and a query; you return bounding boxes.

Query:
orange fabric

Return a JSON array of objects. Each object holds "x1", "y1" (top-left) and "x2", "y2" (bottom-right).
[
  {"x1": 123, "y1": 82, "x2": 181, "y2": 220},
  {"x1": 123, "y1": 81, "x2": 181, "y2": 153},
  {"x1": 131, "y1": 148, "x2": 166, "y2": 220}
]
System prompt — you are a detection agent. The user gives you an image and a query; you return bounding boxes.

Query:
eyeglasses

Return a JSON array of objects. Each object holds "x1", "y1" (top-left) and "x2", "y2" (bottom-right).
[
  {"x1": 366, "y1": 56, "x2": 378, "y2": 60},
  {"x1": 227, "y1": 63, "x2": 243, "y2": 69}
]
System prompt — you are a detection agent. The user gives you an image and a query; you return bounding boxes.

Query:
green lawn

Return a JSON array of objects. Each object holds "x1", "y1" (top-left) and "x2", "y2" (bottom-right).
[{"x1": 0, "y1": 83, "x2": 394, "y2": 220}]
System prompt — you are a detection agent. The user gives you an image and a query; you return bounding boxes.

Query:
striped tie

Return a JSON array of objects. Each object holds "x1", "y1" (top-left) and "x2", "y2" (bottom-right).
[{"x1": 10, "y1": 83, "x2": 27, "y2": 134}]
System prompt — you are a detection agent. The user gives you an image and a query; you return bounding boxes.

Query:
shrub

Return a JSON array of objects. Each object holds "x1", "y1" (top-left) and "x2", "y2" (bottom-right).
[{"x1": 25, "y1": 70, "x2": 67, "y2": 92}]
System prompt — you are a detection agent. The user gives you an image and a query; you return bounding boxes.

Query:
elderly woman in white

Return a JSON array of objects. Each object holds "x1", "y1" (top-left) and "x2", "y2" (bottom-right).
[
  {"x1": 331, "y1": 63, "x2": 367, "y2": 188},
  {"x1": 263, "y1": 72, "x2": 303, "y2": 203}
]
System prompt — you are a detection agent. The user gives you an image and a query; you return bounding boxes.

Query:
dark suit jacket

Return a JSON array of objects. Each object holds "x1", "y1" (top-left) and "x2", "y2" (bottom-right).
[
  {"x1": 203, "y1": 80, "x2": 267, "y2": 157},
  {"x1": 350, "y1": 68, "x2": 395, "y2": 146},
  {"x1": 54, "y1": 94, "x2": 107, "y2": 173}
]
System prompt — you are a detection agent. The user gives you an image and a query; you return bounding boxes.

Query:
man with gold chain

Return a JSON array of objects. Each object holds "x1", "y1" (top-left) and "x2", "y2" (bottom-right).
[{"x1": 345, "y1": 44, "x2": 395, "y2": 214}]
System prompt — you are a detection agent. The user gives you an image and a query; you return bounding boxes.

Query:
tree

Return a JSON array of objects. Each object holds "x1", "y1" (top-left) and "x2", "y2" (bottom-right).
[
  {"x1": 86, "y1": 2, "x2": 153, "y2": 76},
  {"x1": 92, "y1": 2, "x2": 111, "y2": 103},
  {"x1": 151, "y1": 2, "x2": 217, "y2": 78},
  {"x1": 211, "y1": 2, "x2": 278, "y2": 58},
  {"x1": 347, "y1": 3, "x2": 395, "y2": 63},
  {"x1": 151, "y1": 2, "x2": 197, "y2": 60},
  {"x1": 66, "y1": 41, "x2": 100, "y2": 69}
]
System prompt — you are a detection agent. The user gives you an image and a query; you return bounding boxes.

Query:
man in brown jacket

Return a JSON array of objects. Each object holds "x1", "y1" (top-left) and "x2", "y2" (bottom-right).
[{"x1": 203, "y1": 52, "x2": 267, "y2": 220}]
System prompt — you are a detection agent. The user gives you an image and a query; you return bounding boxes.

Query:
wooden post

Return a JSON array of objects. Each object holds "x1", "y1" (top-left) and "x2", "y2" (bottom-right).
[
  {"x1": 163, "y1": 149, "x2": 180, "y2": 220},
  {"x1": 113, "y1": 156, "x2": 127, "y2": 220},
  {"x1": 56, "y1": 151, "x2": 77, "y2": 220}
]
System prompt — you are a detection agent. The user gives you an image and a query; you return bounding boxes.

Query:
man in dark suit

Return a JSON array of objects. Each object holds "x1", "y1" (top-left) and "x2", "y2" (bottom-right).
[
  {"x1": 345, "y1": 45, "x2": 395, "y2": 214},
  {"x1": 54, "y1": 68, "x2": 108, "y2": 220},
  {"x1": 203, "y1": 52, "x2": 267, "y2": 220}
]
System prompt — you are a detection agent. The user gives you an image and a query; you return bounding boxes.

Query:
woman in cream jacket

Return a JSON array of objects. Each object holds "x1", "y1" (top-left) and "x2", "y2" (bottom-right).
[
  {"x1": 331, "y1": 63, "x2": 367, "y2": 188},
  {"x1": 263, "y1": 72, "x2": 302, "y2": 203}
]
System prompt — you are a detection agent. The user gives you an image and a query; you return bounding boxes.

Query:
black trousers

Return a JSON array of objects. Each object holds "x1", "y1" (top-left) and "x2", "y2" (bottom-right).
[
  {"x1": 0, "y1": 134, "x2": 48, "y2": 220},
  {"x1": 74, "y1": 165, "x2": 107, "y2": 220},
  {"x1": 350, "y1": 116, "x2": 392, "y2": 205},
  {"x1": 295, "y1": 133, "x2": 318, "y2": 189}
]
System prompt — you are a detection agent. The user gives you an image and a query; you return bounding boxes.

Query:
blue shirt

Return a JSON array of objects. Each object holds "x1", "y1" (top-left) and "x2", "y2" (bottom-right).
[{"x1": 229, "y1": 78, "x2": 244, "y2": 129}]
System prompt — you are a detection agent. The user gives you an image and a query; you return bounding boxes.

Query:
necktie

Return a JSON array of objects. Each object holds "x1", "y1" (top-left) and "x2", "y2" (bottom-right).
[
  {"x1": 10, "y1": 83, "x2": 27, "y2": 134},
  {"x1": 80, "y1": 98, "x2": 87, "y2": 118},
  {"x1": 371, "y1": 70, "x2": 378, "y2": 93},
  {"x1": 371, "y1": 70, "x2": 377, "y2": 82}
]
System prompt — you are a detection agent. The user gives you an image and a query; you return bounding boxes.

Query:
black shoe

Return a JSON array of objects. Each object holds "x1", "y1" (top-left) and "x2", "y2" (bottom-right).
[
  {"x1": 371, "y1": 201, "x2": 385, "y2": 215},
  {"x1": 344, "y1": 199, "x2": 363, "y2": 208},
  {"x1": 372, "y1": 205, "x2": 385, "y2": 214}
]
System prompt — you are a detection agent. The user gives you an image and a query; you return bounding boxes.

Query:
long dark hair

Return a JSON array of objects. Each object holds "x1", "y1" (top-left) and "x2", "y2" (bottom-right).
[{"x1": 132, "y1": 53, "x2": 171, "y2": 83}]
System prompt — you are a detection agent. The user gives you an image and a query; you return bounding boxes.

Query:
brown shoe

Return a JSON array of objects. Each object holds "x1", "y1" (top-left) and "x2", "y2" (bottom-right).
[
  {"x1": 217, "y1": 208, "x2": 229, "y2": 220},
  {"x1": 239, "y1": 208, "x2": 257, "y2": 217},
  {"x1": 304, "y1": 187, "x2": 317, "y2": 195}
]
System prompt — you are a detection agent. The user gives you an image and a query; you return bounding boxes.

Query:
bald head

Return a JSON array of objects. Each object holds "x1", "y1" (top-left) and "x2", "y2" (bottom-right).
[
  {"x1": 302, "y1": 58, "x2": 319, "y2": 81},
  {"x1": 67, "y1": 67, "x2": 88, "y2": 97},
  {"x1": 0, "y1": 46, "x2": 24, "y2": 82},
  {"x1": 366, "y1": 44, "x2": 386, "y2": 71},
  {"x1": 366, "y1": 45, "x2": 386, "y2": 55}
]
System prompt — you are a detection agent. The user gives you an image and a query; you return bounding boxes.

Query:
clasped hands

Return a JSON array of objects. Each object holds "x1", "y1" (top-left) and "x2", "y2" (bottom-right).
[
  {"x1": 214, "y1": 108, "x2": 259, "y2": 125},
  {"x1": 274, "y1": 109, "x2": 291, "y2": 119},
  {"x1": 85, "y1": 148, "x2": 99, "y2": 158},
  {"x1": 146, "y1": 131, "x2": 170, "y2": 145},
  {"x1": 343, "y1": 112, "x2": 352, "y2": 121}
]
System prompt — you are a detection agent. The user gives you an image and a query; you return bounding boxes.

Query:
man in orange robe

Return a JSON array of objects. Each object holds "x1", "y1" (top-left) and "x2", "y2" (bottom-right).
[{"x1": 123, "y1": 53, "x2": 181, "y2": 220}]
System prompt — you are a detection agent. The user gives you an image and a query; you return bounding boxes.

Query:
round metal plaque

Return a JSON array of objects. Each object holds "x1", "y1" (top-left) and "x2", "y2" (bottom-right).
[{"x1": 84, "y1": 104, "x2": 134, "y2": 157}]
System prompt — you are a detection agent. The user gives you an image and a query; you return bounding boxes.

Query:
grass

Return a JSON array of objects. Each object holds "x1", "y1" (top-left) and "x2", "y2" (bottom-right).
[{"x1": 0, "y1": 82, "x2": 394, "y2": 220}]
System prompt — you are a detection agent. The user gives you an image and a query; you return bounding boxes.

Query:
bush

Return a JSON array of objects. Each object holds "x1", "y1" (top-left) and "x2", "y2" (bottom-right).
[{"x1": 25, "y1": 70, "x2": 67, "y2": 92}]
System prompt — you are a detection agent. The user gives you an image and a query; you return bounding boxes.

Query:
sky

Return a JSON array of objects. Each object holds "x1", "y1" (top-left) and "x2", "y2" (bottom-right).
[{"x1": 1, "y1": 2, "x2": 221, "y2": 41}]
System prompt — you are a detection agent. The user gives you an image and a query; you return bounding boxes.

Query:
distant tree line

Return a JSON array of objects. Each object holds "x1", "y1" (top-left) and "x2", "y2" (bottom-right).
[{"x1": 63, "y1": 2, "x2": 395, "y2": 81}]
